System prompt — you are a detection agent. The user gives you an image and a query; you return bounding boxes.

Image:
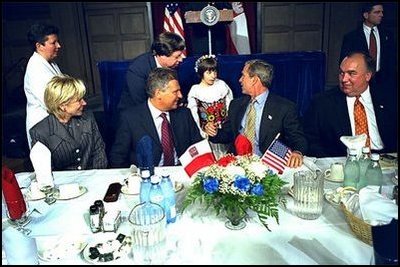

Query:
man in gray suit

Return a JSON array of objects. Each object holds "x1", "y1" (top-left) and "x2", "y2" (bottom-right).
[
  {"x1": 204, "y1": 59, "x2": 307, "y2": 168},
  {"x1": 110, "y1": 68, "x2": 202, "y2": 168}
]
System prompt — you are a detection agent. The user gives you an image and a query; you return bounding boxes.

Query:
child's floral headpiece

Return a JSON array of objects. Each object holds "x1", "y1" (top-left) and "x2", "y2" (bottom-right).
[{"x1": 194, "y1": 54, "x2": 216, "y2": 73}]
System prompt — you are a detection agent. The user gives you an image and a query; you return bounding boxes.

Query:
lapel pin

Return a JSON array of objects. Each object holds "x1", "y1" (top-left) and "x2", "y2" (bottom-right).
[
  {"x1": 268, "y1": 115, "x2": 272, "y2": 120},
  {"x1": 379, "y1": 105, "x2": 384, "y2": 109}
]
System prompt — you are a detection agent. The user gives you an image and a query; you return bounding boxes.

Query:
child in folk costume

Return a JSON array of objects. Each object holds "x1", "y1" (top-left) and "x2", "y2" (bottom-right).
[{"x1": 187, "y1": 55, "x2": 234, "y2": 159}]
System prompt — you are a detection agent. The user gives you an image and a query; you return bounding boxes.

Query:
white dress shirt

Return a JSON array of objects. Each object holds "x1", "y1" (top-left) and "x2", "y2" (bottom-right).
[
  {"x1": 346, "y1": 86, "x2": 384, "y2": 150},
  {"x1": 147, "y1": 100, "x2": 178, "y2": 165},
  {"x1": 363, "y1": 24, "x2": 381, "y2": 72}
]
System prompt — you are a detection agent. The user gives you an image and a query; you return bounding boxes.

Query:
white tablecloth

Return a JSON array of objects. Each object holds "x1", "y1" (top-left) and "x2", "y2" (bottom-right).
[{"x1": 2, "y1": 156, "x2": 397, "y2": 265}]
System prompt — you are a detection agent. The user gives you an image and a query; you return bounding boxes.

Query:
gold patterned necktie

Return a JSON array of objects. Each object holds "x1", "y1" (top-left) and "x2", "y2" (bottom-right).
[
  {"x1": 244, "y1": 100, "x2": 256, "y2": 151},
  {"x1": 369, "y1": 28, "x2": 377, "y2": 60},
  {"x1": 354, "y1": 96, "x2": 370, "y2": 148}
]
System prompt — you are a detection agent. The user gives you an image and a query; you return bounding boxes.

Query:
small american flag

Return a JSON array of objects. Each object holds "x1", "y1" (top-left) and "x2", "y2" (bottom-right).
[
  {"x1": 261, "y1": 139, "x2": 292, "y2": 174},
  {"x1": 163, "y1": 3, "x2": 186, "y2": 56}
]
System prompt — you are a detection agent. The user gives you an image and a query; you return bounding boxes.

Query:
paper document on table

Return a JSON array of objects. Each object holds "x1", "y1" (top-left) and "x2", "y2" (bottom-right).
[{"x1": 30, "y1": 141, "x2": 54, "y2": 187}]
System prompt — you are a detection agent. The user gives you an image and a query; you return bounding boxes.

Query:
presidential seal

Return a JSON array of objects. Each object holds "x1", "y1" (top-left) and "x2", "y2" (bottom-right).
[{"x1": 200, "y1": 5, "x2": 220, "y2": 26}]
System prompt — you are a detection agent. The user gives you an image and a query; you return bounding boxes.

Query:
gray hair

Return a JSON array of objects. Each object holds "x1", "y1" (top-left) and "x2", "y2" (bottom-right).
[
  {"x1": 245, "y1": 59, "x2": 274, "y2": 88},
  {"x1": 147, "y1": 68, "x2": 178, "y2": 97}
]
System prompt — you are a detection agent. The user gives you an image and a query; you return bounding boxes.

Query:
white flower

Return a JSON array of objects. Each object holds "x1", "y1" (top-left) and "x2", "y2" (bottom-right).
[
  {"x1": 248, "y1": 162, "x2": 269, "y2": 178},
  {"x1": 225, "y1": 165, "x2": 246, "y2": 178}
]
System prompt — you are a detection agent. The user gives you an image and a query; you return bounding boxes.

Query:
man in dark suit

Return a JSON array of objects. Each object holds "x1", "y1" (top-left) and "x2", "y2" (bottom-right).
[
  {"x1": 204, "y1": 59, "x2": 307, "y2": 168},
  {"x1": 118, "y1": 32, "x2": 186, "y2": 111},
  {"x1": 303, "y1": 52, "x2": 397, "y2": 157},
  {"x1": 110, "y1": 68, "x2": 202, "y2": 168},
  {"x1": 340, "y1": 3, "x2": 396, "y2": 90}
]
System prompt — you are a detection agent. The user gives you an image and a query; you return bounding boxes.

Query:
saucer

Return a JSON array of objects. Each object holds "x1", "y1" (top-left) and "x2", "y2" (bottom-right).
[
  {"x1": 324, "y1": 173, "x2": 344, "y2": 183},
  {"x1": 54, "y1": 186, "x2": 87, "y2": 200},
  {"x1": 82, "y1": 233, "x2": 132, "y2": 264},
  {"x1": 121, "y1": 185, "x2": 139, "y2": 195},
  {"x1": 174, "y1": 181, "x2": 184, "y2": 193},
  {"x1": 37, "y1": 237, "x2": 86, "y2": 261},
  {"x1": 25, "y1": 190, "x2": 46, "y2": 201}
]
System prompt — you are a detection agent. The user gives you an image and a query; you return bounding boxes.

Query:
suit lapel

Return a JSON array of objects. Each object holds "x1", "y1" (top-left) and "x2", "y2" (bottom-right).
[
  {"x1": 142, "y1": 105, "x2": 162, "y2": 148},
  {"x1": 48, "y1": 115, "x2": 79, "y2": 147},
  {"x1": 258, "y1": 94, "x2": 275, "y2": 146}
]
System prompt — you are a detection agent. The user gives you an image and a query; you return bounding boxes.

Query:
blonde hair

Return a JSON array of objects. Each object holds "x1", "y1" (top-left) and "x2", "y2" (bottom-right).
[{"x1": 44, "y1": 74, "x2": 86, "y2": 119}]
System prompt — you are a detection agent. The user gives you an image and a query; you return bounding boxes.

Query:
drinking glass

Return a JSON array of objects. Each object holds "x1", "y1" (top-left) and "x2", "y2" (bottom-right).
[
  {"x1": 40, "y1": 184, "x2": 56, "y2": 205},
  {"x1": 5, "y1": 197, "x2": 32, "y2": 235}
]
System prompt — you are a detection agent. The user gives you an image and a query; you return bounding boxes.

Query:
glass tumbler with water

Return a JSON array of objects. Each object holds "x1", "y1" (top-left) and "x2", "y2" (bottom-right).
[{"x1": 293, "y1": 170, "x2": 324, "y2": 220}]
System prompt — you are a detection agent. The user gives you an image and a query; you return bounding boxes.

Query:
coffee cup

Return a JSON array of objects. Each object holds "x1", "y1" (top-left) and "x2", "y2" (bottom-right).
[
  {"x1": 124, "y1": 173, "x2": 141, "y2": 193},
  {"x1": 324, "y1": 162, "x2": 344, "y2": 182}
]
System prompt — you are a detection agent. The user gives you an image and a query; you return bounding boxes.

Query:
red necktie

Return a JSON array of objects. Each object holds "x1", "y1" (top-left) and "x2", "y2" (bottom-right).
[
  {"x1": 160, "y1": 113, "x2": 175, "y2": 166},
  {"x1": 369, "y1": 28, "x2": 377, "y2": 60},
  {"x1": 354, "y1": 96, "x2": 370, "y2": 148}
]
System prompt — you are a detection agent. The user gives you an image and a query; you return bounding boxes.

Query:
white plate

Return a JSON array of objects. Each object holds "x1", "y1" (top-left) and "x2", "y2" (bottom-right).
[
  {"x1": 324, "y1": 173, "x2": 344, "y2": 183},
  {"x1": 324, "y1": 191, "x2": 341, "y2": 207},
  {"x1": 54, "y1": 186, "x2": 87, "y2": 200},
  {"x1": 25, "y1": 190, "x2": 46, "y2": 201},
  {"x1": 121, "y1": 182, "x2": 183, "y2": 195},
  {"x1": 120, "y1": 184, "x2": 139, "y2": 195},
  {"x1": 37, "y1": 237, "x2": 87, "y2": 261},
  {"x1": 82, "y1": 233, "x2": 132, "y2": 264}
]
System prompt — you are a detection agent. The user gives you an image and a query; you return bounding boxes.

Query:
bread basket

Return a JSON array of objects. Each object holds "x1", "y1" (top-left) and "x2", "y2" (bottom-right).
[{"x1": 340, "y1": 202, "x2": 372, "y2": 245}]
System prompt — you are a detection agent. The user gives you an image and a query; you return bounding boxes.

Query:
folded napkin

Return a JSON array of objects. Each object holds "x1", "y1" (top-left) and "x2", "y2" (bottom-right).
[
  {"x1": 359, "y1": 186, "x2": 398, "y2": 225},
  {"x1": 136, "y1": 135, "x2": 154, "y2": 170},
  {"x1": 340, "y1": 134, "x2": 367, "y2": 158},
  {"x1": 2, "y1": 165, "x2": 27, "y2": 220},
  {"x1": 234, "y1": 134, "x2": 252, "y2": 156},
  {"x1": 30, "y1": 141, "x2": 54, "y2": 188}
]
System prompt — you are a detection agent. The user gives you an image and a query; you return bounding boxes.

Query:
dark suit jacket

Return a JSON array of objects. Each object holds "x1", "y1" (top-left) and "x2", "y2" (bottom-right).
[
  {"x1": 340, "y1": 25, "x2": 396, "y2": 82},
  {"x1": 209, "y1": 93, "x2": 308, "y2": 155},
  {"x1": 110, "y1": 103, "x2": 203, "y2": 168},
  {"x1": 118, "y1": 52, "x2": 156, "y2": 111},
  {"x1": 29, "y1": 111, "x2": 108, "y2": 171},
  {"x1": 303, "y1": 86, "x2": 397, "y2": 157}
]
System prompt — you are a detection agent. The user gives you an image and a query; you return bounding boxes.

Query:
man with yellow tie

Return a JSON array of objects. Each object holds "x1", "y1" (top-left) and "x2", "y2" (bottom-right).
[
  {"x1": 204, "y1": 59, "x2": 307, "y2": 168},
  {"x1": 303, "y1": 52, "x2": 397, "y2": 157}
]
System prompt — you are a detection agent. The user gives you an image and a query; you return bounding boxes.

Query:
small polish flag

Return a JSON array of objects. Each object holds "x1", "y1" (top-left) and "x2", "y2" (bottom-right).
[{"x1": 179, "y1": 139, "x2": 216, "y2": 178}]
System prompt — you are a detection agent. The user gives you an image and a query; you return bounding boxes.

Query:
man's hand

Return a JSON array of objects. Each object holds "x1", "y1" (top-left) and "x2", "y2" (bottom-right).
[{"x1": 287, "y1": 151, "x2": 303, "y2": 168}]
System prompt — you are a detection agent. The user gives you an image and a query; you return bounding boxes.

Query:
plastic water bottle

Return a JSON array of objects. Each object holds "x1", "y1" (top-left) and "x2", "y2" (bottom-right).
[
  {"x1": 160, "y1": 175, "x2": 177, "y2": 224},
  {"x1": 343, "y1": 148, "x2": 360, "y2": 189},
  {"x1": 139, "y1": 169, "x2": 151, "y2": 203},
  {"x1": 148, "y1": 175, "x2": 166, "y2": 213},
  {"x1": 364, "y1": 153, "x2": 383, "y2": 187},
  {"x1": 357, "y1": 146, "x2": 371, "y2": 190}
]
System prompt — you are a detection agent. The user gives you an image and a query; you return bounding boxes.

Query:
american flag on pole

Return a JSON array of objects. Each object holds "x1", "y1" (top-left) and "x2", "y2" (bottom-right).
[
  {"x1": 164, "y1": 3, "x2": 186, "y2": 56},
  {"x1": 261, "y1": 139, "x2": 292, "y2": 174},
  {"x1": 227, "y1": 2, "x2": 250, "y2": 54}
]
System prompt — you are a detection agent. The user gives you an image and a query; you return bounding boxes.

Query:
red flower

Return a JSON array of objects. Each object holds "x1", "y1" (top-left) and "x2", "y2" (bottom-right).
[{"x1": 217, "y1": 154, "x2": 236, "y2": 167}]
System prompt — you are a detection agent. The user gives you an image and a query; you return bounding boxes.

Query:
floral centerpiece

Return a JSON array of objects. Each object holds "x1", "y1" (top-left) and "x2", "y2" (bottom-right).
[{"x1": 182, "y1": 154, "x2": 287, "y2": 231}]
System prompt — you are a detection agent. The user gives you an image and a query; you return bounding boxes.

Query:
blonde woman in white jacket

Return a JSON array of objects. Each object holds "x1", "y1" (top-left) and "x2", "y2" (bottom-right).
[{"x1": 24, "y1": 23, "x2": 62, "y2": 148}]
